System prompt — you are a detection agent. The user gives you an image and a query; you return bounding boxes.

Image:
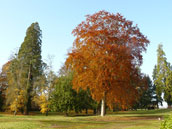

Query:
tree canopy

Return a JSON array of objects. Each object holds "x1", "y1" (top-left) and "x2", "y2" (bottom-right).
[{"x1": 66, "y1": 10, "x2": 149, "y2": 115}]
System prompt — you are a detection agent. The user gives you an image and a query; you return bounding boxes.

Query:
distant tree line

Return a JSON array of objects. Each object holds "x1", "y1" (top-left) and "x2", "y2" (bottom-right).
[{"x1": 1, "y1": 11, "x2": 168, "y2": 116}]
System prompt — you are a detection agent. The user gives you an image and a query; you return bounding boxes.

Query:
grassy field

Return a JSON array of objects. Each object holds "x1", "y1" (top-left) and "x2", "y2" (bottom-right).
[{"x1": 0, "y1": 109, "x2": 171, "y2": 129}]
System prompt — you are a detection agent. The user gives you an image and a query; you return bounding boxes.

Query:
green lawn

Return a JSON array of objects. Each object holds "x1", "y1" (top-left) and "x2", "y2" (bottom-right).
[{"x1": 0, "y1": 109, "x2": 171, "y2": 129}]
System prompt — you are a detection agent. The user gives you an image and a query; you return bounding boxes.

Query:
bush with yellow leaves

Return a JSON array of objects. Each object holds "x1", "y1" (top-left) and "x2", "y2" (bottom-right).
[
  {"x1": 39, "y1": 93, "x2": 49, "y2": 115},
  {"x1": 33, "y1": 92, "x2": 49, "y2": 115},
  {"x1": 10, "y1": 89, "x2": 24, "y2": 115}
]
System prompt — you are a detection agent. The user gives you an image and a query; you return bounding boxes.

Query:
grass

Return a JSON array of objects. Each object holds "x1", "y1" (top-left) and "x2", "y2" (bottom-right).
[{"x1": 0, "y1": 109, "x2": 171, "y2": 129}]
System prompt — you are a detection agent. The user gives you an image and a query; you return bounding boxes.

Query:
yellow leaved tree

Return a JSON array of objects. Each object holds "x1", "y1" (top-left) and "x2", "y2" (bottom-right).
[{"x1": 10, "y1": 89, "x2": 24, "y2": 115}]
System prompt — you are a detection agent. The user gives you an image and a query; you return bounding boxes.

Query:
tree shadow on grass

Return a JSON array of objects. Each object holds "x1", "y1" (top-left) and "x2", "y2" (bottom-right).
[
  {"x1": 69, "y1": 114, "x2": 96, "y2": 117},
  {"x1": 39, "y1": 119, "x2": 108, "y2": 128},
  {"x1": 40, "y1": 120, "x2": 107, "y2": 124}
]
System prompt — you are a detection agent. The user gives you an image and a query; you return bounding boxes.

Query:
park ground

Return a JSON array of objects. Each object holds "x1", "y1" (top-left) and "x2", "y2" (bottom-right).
[{"x1": 0, "y1": 109, "x2": 171, "y2": 129}]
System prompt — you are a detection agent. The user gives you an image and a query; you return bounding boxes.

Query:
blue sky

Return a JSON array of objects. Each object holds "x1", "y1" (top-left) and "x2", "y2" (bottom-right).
[{"x1": 0, "y1": 0, "x2": 172, "y2": 79}]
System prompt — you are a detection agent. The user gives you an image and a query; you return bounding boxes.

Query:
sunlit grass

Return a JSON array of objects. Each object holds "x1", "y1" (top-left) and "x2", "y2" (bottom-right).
[{"x1": 0, "y1": 109, "x2": 171, "y2": 129}]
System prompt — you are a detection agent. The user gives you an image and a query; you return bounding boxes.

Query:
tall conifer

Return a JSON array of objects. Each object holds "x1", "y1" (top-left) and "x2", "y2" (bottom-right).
[
  {"x1": 17, "y1": 22, "x2": 43, "y2": 114},
  {"x1": 153, "y1": 44, "x2": 172, "y2": 108}
]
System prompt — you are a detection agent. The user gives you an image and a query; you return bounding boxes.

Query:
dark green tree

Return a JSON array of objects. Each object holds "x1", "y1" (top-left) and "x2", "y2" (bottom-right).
[
  {"x1": 74, "y1": 88, "x2": 96, "y2": 114},
  {"x1": 132, "y1": 75, "x2": 158, "y2": 110},
  {"x1": 50, "y1": 72, "x2": 76, "y2": 116},
  {"x1": 50, "y1": 65, "x2": 97, "y2": 116},
  {"x1": 17, "y1": 22, "x2": 43, "y2": 114},
  {"x1": 140, "y1": 76, "x2": 157, "y2": 109}
]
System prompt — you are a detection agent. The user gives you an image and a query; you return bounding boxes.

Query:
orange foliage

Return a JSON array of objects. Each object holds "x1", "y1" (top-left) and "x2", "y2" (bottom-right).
[{"x1": 66, "y1": 11, "x2": 149, "y2": 109}]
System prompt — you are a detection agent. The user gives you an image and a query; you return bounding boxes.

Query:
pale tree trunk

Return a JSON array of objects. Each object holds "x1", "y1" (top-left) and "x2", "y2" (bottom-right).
[
  {"x1": 14, "y1": 110, "x2": 17, "y2": 116},
  {"x1": 101, "y1": 92, "x2": 106, "y2": 117}
]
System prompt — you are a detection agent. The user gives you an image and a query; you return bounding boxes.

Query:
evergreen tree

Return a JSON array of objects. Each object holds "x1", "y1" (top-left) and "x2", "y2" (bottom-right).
[
  {"x1": 153, "y1": 44, "x2": 172, "y2": 108},
  {"x1": 12, "y1": 22, "x2": 43, "y2": 114},
  {"x1": 50, "y1": 72, "x2": 76, "y2": 116},
  {"x1": 140, "y1": 76, "x2": 157, "y2": 109},
  {"x1": 74, "y1": 89, "x2": 95, "y2": 114},
  {"x1": 154, "y1": 44, "x2": 166, "y2": 107},
  {"x1": 50, "y1": 64, "x2": 97, "y2": 116},
  {"x1": 164, "y1": 63, "x2": 172, "y2": 107},
  {"x1": 152, "y1": 65, "x2": 163, "y2": 107},
  {"x1": 133, "y1": 75, "x2": 158, "y2": 110}
]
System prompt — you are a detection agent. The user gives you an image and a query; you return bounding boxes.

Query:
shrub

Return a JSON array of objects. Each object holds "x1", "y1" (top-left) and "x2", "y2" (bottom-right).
[{"x1": 161, "y1": 114, "x2": 172, "y2": 129}]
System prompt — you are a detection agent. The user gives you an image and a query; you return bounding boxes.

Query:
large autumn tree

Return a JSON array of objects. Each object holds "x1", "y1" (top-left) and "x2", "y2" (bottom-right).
[{"x1": 66, "y1": 11, "x2": 149, "y2": 116}]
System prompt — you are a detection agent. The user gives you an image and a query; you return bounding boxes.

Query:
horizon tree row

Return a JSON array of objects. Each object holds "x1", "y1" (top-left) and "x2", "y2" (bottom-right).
[{"x1": 0, "y1": 10, "x2": 156, "y2": 116}]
